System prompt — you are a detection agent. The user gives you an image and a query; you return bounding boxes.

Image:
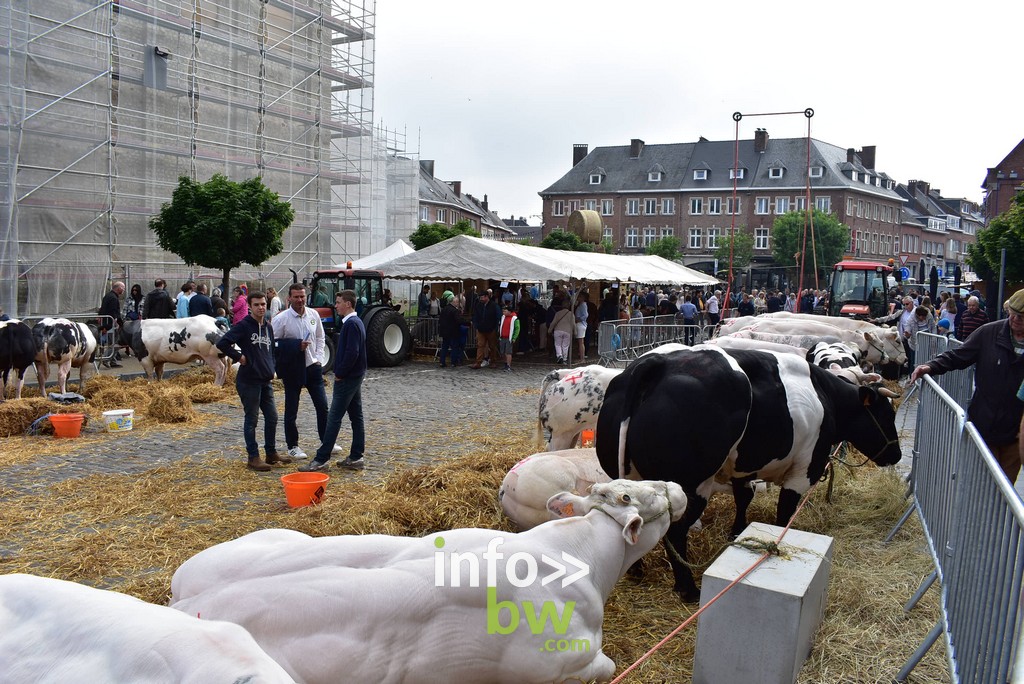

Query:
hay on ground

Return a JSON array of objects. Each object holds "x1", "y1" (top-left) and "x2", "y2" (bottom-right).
[
  {"x1": 145, "y1": 385, "x2": 198, "y2": 422},
  {"x1": 86, "y1": 384, "x2": 152, "y2": 413},
  {"x1": 186, "y1": 383, "x2": 230, "y2": 403}
]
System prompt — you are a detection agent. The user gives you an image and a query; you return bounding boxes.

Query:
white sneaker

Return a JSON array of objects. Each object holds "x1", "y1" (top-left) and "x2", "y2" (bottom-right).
[
  {"x1": 332, "y1": 444, "x2": 343, "y2": 453},
  {"x1": 287, "y1": 446, "x2": 308, "y2": 460},
  {"x1": 481, "y1": 358, "x2": 490, "y2": 368}
]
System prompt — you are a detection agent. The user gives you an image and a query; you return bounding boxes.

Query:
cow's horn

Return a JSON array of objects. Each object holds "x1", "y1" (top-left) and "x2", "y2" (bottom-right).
[{"x1": 877, "y1": 387, "x2": 900, "y2": 398}]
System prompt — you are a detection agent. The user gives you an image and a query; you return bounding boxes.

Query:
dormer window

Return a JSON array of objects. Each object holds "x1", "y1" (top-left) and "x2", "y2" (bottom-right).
[
  {"x1": 589, "y1": 174, "x2": 602, "y2": 185},
  {"x1": 809, "y1": 166, "x2": 824, "y2": 178},
  {"x1": 648, "y1": 171, "x2": 662, "y2": 182},
  {"x1": 850, "y1": 171, "x2": 858, "y2": 182},
  {"x1": 875, "y1": 177, "x2": 881, "y2": 187},
  {"x1": 769, "y1": 167, "x2": 784, "y2": 179},
  {"x1": 693, "y1": 169, "x2": 708, "y2": 181},
  {"x1": 730, "y1": 168, "x2": 746, "y2": 180}
]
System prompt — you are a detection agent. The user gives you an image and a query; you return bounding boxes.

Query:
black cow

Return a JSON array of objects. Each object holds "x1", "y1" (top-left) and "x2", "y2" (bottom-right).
[
  {"x1": 595, "y1": 346, "x2": 901, "y2": 601},
  {"x1": 0, "y1": 320, "x2": 37, "y2": 400},
  {"x1": 32, "y1": 318, "x2": 98, "y2": 395}
]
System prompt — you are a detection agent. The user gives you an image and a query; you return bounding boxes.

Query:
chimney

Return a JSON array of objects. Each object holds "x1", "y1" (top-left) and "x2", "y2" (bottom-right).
[
  {"x1": 860, "y1": 145, "x2": 876, "y2": 170},
  {"x1": 754, "y1": 128, "x2": 768, "y2": 153},
  {"x1": 419, "y1": 159, "x2": 434, "y2": 178},
  {"x1": 450, "y1": 181, "x2": 462, "y2": 197},
  {"x1": 630, "y1": 138, "x2": 645, "y2": 158},
  {"x1": 482, "y1": 194, "x2": 488, "y2": 211},
  {"x1": 572, "y1": 144, "x2": 588, "y2": 167},
  {"x1": 846, "y1": 148, "x2": 859, "y2": 165}
]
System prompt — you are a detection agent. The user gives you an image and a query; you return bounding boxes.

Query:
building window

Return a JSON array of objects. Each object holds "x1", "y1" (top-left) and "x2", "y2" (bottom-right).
[
  {"x1": 851, "y1": 171, "x2": 859, "y2": 182},
  {"x1": 846, "y1": 198, "x2": 854, "y2": 216},
  {"x1": 648, "y1": 171, "x2": 662, "y2": 182},
  {"x1": 775, "y1": 197, "x2": 789, "y2": 214},
  {"x1": 552, "y1": 200, "x2": 565, "y2": 217},
  {"x1": 856, "y1": 200, "x2": 863, "y2": 218},
  {"x1": 589, "y1": 174, "x2": 602, "y2": 185},
  {"x1": 708, "y1": 227, "x2": 721, "y2": 249},
  {"x1": 693, "y1": 169, "x2": 708, "y2": 181},
  {"x1": 689, "y1": 228, "x2": 702, "y2": 249},
  {"x1": 815, "y1": 196, "x2": 831, "y2": 213},
  {"x1": 730, "y1": 168, "x2": 746, "y2": 180},
  {"x1": 419, "y1": 206, "x2": 429, "y2": 222},
  {"x1": 568, "y1": 200, "x2": 580, "y2": 212},
  {"x1": 755, "y1": 197, "x2": 769, "y2": 215},
  {"x1": 690, "y1": 197, "x2": 703, "y2": 215},
  {"x1": 661, "y1": 227, "x2": 673, "y2": 239},
  {"x1": 644, "y1": 198, "x2": 658, "y2": 215},
  {"x1": 436, "y1": 208, "x2": 447, "y2": 223},
  {"x1": 584, "y1": 199, "x2": 597, "y2": 211},
  {"x1": 662, "y1": 198, "x2": 675, "y2": 215},
  {"x1": 603, "y1": 227, "x2": 612, "y2": 243},
  {"x1": 809, "y1": 166, "x2": 824, "y2": 178},
  {"x1": 726, "y1": 197, "x2": 741, "y2": 215},
  {"x1": 755, "y1": 227, "x2": 769, "y2": 250},
  {"x1": 794, "y1": 196, "x2": 807, "y2": 212},
  {"x1": 707, "y1": 197, "x2": 722, "y2": 215},
  {"x1": 643, "y1": 227, "x2": 656, "y2": 246},
  {"x1": 626, "y1": 227, "x2": 638, "y2": 248},
  {"x1": 769, "y1": 167, "x2": 784, "y2": 179},
  {"x1": 626, "y1": 199, "x2": 639, "y2": 216},
  {"x1": 601, "y1": 199, "x2": 614, "y2": 216}
]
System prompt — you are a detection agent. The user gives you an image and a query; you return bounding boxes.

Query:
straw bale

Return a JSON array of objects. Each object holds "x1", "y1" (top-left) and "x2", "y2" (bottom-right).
[
  {"x1": 145, "y1": 385, "x2": 198, "y2": 423},
  {"x1": 87, "y1": 384, "x2": 152, "y2": 413},
  {"x1": 78, "y1": 374, "x2": 124, "y2": 399},
  {"x1": 187, "y1": 383, "x2": 230, "y2": 404}
]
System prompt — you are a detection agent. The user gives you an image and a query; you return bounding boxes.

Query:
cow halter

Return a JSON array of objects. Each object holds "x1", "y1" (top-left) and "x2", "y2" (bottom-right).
[
  {"x1": 861, "y1": 403, "x2": 900, "y2": 463},
  {"x1": 864, "y1": 336, "x2": 890, "y2": 365},
  {"x1": 592, "y1": 483, "x2": 675, "y2": 525}
]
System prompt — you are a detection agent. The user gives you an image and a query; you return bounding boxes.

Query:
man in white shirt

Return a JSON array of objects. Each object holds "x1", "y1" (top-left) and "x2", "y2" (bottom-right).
[
  {"x1": 271, "y1": 283, "x2": 335, "y2": 460},
  {"x1": 707, "y1": 290, "x2": 721, "y2": 325}
]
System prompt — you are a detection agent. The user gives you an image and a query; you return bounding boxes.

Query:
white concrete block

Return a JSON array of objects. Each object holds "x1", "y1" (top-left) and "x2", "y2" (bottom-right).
[{"x1": 693, "y1": 522, "x2": 834, "y2": 684}]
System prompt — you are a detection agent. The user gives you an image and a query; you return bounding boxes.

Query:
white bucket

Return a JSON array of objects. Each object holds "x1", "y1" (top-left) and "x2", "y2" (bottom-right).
[{"x1": 102, "y1": 409, "x2": 134, "y2": 432}]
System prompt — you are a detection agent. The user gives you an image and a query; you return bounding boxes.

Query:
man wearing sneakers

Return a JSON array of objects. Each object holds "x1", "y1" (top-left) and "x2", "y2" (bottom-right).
[
  {"x1": 299, "y1": 290, "x2": 367, "y2": 472},
  {"x1": 271, "y1": 283, "x2": 336, "y2": 461}
]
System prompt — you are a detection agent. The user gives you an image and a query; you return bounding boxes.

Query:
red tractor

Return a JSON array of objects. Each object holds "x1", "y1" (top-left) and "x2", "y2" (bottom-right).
[
  {"x1": 826, "y1": 260, "x2": 895, "y2": 320},
  {"x1": 303, "y1": 267, "x2": 412, "y2": 371}
]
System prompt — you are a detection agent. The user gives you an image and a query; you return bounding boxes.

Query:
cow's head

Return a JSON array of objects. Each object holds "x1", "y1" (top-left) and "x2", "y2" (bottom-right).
[
  {"x1": 847, "y1": 383, "x2": 902, "y2": 466},
  {"x1": 547, "y1": 480, "x2": 685, "y2": 544}
]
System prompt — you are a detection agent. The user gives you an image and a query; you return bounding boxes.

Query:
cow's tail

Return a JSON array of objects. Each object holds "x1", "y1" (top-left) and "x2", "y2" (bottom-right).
[
  {"x1": 535, "y1": 415, "x2": 545, "y2": 450},
  {"x1": 616, "y1": 353, "x2": 669, "y2": 479}
]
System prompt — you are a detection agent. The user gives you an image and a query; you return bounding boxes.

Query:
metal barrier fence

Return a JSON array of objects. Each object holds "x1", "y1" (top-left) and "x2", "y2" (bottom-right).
[
  {"x1": 597, "y1": 317, "x2": 717, "y2": 366},
  {"x1": 917, "y1": 332, "x2": 973, "y2": 410},
  {"x1": 894, "y1": 373, "x2": 1024, "y2": 682}
]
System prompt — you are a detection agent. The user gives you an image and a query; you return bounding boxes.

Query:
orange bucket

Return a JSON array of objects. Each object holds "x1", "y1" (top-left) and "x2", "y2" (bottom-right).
[
  {"x1": 49, "y1": 413, "x2": 84, "y2": 438},
  {"x1": 281, "y1": 472, "x2": 330, "y2": 508},
  {"x1": 580, "y1": 429, "x2": 595, "y2": 448}
]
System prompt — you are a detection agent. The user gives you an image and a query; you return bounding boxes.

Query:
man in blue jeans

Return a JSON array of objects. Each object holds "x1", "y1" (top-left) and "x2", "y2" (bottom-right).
[
  {"x1": 216, "y1": 291, "x2": 291, "y2": 472},
  {"x1": 300, "y1": 289, "x2": 367, "y2": 472}
]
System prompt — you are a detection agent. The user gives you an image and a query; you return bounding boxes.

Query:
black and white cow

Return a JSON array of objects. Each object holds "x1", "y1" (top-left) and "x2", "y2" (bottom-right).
[
  {"x1": 806, "y1": 340, "x2": 861, "y2": 370},
  {"x1": 0, "y1": 320, "x2": 37, "y2": 400},
  {"x1": 118, "y1": 315, "x2": 229, "y2": 385},
  {"x1": 537, "y1": 365, "x2": 622, "y2": 449},
  {"x1": 32, "y1": 318, "x2": 98, "y2": 395},
  {"x1": 595, "y1": 346, "x2": 901, "y2": 600}
]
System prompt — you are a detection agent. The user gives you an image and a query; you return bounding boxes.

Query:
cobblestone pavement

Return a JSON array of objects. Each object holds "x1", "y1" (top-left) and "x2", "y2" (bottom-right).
[{"x1": 5, "y1": 355, "x2": 562, "y2": 493}]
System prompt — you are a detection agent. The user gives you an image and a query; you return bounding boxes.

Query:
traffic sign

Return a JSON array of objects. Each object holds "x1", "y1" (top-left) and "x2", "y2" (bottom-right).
[
  {"x1": 899, "y1": 254, "x2": 909, "y2": 266},
  {"x1": 900, "y1": 267, "x2": 910, "y2": 280},
  {"x1": 937, "y1": 268, "x2": 943, "y2": 279}
]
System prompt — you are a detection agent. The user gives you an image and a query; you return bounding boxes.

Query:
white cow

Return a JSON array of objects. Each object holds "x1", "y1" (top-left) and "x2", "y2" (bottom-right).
[
  {"x1": 731, "y1": 319, "x2": 905, "y2": 366},
  {"x1": 120, "y1": 315, "x2": 228, "y2": 385},
  {"x1": 706, "y1": 335, "x2": 807, "y2": 357},
  {"x1": 537, "y1": 365, "x2": 622, "y2": 449},
  {"x1": 763, "y1": 311, "x2": 893, "y2": 333},
  {"x1": 171, "y1": 479, "x2": 686, "y2": 684},
  {"x1": 32, "y1": 318, "x2": 98, "y2": 395},
  {"x1": 499, "y1": 448, "x2": 611, "y2": 530},
  {"x1": 0, "y1": 574, "x2": 293, "y2": 683}
]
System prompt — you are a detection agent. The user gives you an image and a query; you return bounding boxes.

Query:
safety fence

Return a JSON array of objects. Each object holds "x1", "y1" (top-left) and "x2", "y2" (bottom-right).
[
  {"x1": 893, "y1": 339, "x2": 1024, "y2": 682},
  {"x1": 596, "y1": 317, "x2": 718, "y2": 366}
]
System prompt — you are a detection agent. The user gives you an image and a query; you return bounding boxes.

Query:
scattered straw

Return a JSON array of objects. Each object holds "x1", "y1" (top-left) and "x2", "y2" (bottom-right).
[{"x1": 145, "y1": 385, "x2": 197, "y2": 423}]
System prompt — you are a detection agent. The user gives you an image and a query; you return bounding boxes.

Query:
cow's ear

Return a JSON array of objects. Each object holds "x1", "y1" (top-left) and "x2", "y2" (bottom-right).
[
  {"x1": 622, "y1": 514, "x2": 643, "y2": 545},
  {"x1": 858, "y1": 385, "x2": 876, "y2": 406},
  {"x1": 547, "y1": 492, "x2": 584, "y2": 519}
]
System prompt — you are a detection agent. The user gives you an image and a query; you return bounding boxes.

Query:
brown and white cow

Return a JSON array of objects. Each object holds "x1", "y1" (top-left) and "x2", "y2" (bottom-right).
[
  {"x1": 119, "y1": 315, "x2": 229, "y2": 385},
  {"x1": 32, "y1": 318, "x2": 98, "y2": 395}
]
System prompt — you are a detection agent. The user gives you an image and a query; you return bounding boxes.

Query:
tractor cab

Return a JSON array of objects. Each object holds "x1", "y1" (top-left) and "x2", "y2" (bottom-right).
[{"x1": 827, "y1": 260, "x2": 894, "y2": 320}]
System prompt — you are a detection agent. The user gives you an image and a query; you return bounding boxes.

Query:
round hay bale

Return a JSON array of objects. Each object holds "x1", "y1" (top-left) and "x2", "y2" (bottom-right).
[
  {"x1": 188, "y1": 383, "x2": 229, "y2": 404},
  {"x1": 146, "y1": 385, "x2": 198, "y2": 423},
  {"x1": 566, "y1": 209, "x2": 603, "y2": 243}
]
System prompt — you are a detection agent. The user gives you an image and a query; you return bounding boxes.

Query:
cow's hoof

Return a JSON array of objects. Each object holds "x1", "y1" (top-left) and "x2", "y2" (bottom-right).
[{"x1": 674, "y1": 583, "x2": 700, "y2": 603}]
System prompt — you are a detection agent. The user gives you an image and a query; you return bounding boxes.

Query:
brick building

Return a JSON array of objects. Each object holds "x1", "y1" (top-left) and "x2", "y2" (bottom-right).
[
  {"x1": 418, "y1": 161, "x2": 515, "y2": 240},
  {"x1": 982, "y1": 137, "x2": 1024, "y2": 221}
]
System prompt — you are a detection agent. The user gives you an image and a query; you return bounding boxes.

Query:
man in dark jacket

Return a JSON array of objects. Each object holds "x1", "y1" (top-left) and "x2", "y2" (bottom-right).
[
  {"x1": 911, "y1": 288, "x2": 1024, "y2": 482},
  {"x1": 188, "y1": 283, "x2": 215, "y2": 317},
  {"x1": 470, "y1": 290, "x2": 500, "y2": 369},
  {"x1": 216, "y1": 291, "x2": 290, "y2": 472},
  {"x1": 438, "y1": 290, "x2": 463, "y2": 368},
  {"x1": 143, "y1": 279, "x2": 174, "y2": 319},
  {"x1": 98, "y1": 281, "x2": 125, "y2": 367}
]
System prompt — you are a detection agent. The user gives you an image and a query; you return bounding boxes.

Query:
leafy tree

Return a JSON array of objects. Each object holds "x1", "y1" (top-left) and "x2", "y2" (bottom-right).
[
  {"x1": 772, "y1": 210, "x2": 851, "y2": 283},
  {"x1": 645, "y1": 236, "x2": 682, "y2": 260},
  {"x1": 538, "y1": 230, "x2": 593, "y2": 252},
  {"x1": 968, "y1": 191, "x2": 1024, "y2": 282},
  {"x1": 408, "y1": 220, "x2": 480, "y2": 250},
  {"x1": 149, "y1": 174, "x2": 294, "y2": 294},
  {"x1": 714, "y1": 231, "x2": 754, "y2": 270}
]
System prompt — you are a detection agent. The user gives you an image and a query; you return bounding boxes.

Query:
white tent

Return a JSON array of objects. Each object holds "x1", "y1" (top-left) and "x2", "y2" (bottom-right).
[
  {"x1": 371, "y1": 235, "x2": 719, "y2": 286},
  {"x1": 342, "y1": 239, "x2": 415, "y2": 270}
]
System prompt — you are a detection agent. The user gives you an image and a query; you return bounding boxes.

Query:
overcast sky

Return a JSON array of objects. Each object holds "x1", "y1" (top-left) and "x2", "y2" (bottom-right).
[{"x1": 373, "y1": 1, "x2": 1022, "y2": 223}]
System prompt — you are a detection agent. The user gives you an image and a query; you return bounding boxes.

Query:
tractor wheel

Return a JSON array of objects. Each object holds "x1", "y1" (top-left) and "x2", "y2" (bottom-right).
[
  {"x1": 321, "y1": 335, "x2": 336, "y2": 375},
  {"x1": 364, "y1": 308, "x2": 411, "y2": 367}
]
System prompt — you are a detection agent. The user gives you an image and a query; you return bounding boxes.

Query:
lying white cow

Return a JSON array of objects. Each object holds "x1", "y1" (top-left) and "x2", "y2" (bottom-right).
[
  {"x1": 171, "y1": 479, "x2": 686, "y2": 684},
  {"x1": 765, "y1": 311, "x2": 895, "y2": 333},
  {"x1": 0, "y1": 574, "x2": 293, "y2": 683},
  {"x1": 537, "y1": 365, "x2": 622, "y2": 449},
  {"x1": 706, "y1": 335, "x2": 807, "y2": 357},
  {"x1": 119, "y1": 315, "x2": 228, "y2": 385},
  {"x1": 499, "y1": 448, "x2": 611, "y2": 530},
  {"x1": 729, "y1": 320, "x2": 905, "y2": 367},
  {"x1": 32, "y1": 318, "x2": 98, "y2": 395}
]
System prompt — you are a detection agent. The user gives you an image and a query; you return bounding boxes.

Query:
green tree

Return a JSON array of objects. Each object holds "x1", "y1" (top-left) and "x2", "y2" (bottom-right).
[
  {"x1": 149, "y1": 174, "x2": 294, "y2": 294},
  {"x1": 967, "y1": 191, "x2": 1024, "y2": 282},
  {"x1": 714, "y1": 231, "x2": 754, "y2": 270},
  {"x1": 645, "y1": 236, "x2": 682, "y2": 260},
  {"x1": 598, "y1": 238, "x2": 615, "y2": 254},
  {"x1": 538, "y1": 230, "x2": 593, "y2": 252},
  {"x1": 408, "y1": 220, "x2": 480, "y2": 250},
  {"x1": 772, "y1": 210, "x2": 851, "y2": 283}
]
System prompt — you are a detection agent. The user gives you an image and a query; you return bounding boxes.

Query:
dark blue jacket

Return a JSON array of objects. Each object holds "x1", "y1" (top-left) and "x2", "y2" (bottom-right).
[
  {"x1": 188, "y1": 293, "x2": 214, "y2": 317},
  {"x1": 334, "y1": 314, "x2": 367, "y2": 380},
  {"x1": 216, "y1": 314, "x2": 275, "y2": 384}
]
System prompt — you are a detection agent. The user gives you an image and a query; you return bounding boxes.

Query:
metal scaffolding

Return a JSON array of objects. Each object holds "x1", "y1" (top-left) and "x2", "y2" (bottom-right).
[{"x1": 0, "y1": 0, "x2": 376, "y2": 316}]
